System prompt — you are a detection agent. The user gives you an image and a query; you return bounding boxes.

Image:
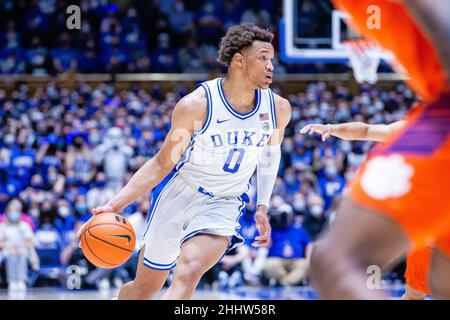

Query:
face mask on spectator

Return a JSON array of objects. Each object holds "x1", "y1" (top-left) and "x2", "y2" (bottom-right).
[
  {"x1": 285, "y1": 175, "x2": 296, "y2": 185},
  {"x1": 58, "y1": 206, "x2": 71, "y2": 218},
  {"x1": 341, "y1": 142, "x2": 352, "y2": 153},
  {"x1": 325, "y1": 166, "x2": 338, "y2": 178},
  {"x1": 29, "y1": 208, "x2": 40, "y2": 219},
  {"x1": 292, "y1": 111, "x2": 301, "y2": 121},
  {"x1": 66, "y1": 177, "x2": 79, "y2": 186},
  {"x1": 96, "y1": 179, "x2": 106, "y2": 188},
  {"x1": 174, "y1": 2, "x2": 184, "y2": 13},
  {"x1": 31, "y1": 181, "x2": 44, "y2": 189},
  {"x1": 89, "y1": 134, "x2": 101, "y2": 145},
  {"x1": 293, "y1": 199, "x2": 306, "y2": 212},
  {"x1": 48, "y1": 173, "x2": 58, "y2": 184},
  {"x1": 3, "y1": 134, "x2": 15, "y2": 146},
  {"x1": 310, "y1": 205, "x2": 324, "y2": 218},
  {"x1": 7, "y1": 211, "x2": 21, "y2": 223},
  {"x1": 75, "y1": 203, "x2": 88, "y2": 213}
]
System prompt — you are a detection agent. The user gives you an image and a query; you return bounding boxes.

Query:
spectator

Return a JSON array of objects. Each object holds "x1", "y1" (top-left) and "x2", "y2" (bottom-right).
[
  {"x1": 23, "y1": 0, "x2": 50, "y2": 35},
  {"x1": 239, "y1": 201, "x2": 268, "y2": 285},
  {"x1": 25, "y1": 36, "x2": 52, "y2": 75},
  {"x1": 263, "y1": 204, "x2": 312, "y2": 287},
  {"x1": 73, "y1": 195, "x2": 93, "y2": 223},
  {"x1": 283, "y1": 167, "x2": 301, "y2": 195},
  {"x1": 317, "y1": 160, "x2": 345, "y2": 210},
  {"x1": 94, "y1": 127, "x2": 133, "y2": 190},
  {"x1": 51, "y1": 33, "x2": 78, "y2": 73},
  {"x1": 303, "y1": 194, "x2": 328, "y2": 240},
  {"x1": 216, "y1": 0, "x2": 242, "y2": 30},
  {"x1": 0, "y1": 51, "x2": 25, "y2": 74},
  {"x1": 34, "y1": 200, "x2": 61, "y2": 250},
  {"x1": 19, "y1": 174, "x2": 47, "y2": 205},
  {"x1": 86, "y1": 172, "x2": 115, "y2": 210},
  {"x1": 240, "y1": 2, "x2": 272, "y2": 29},
  {"x1": 65, "y1": 134, "x2": 96, "y2": 187},
  {"x1": 54, "y1": 199, "x2": 76, "y2": 240},
  {"x1": 0, "y1": 199, "x2": 35, "y2": 293},
  {"x1": 217, "y1": 246, "x2": 249, "y2": 289},
  {"x1": 102, "y1": 37, "x2": 128, "y2": 74},
  {"x1": 151, "y1": 33, "x2": 180, "y2": 73},
  {"x1": 168, "y1": 0, "x2": 194, "y2": 35},
  {"x1": 195, "y1": 2, "x2": 223, "y2": 45},
  {"x1": 178, "y1": 37, "x2": 207, "y2": 73},
  {"x1": 78, "y1": 39, "x2": 101, "y2": 73},
  {"x1": 9, "y1": 132, "x2": 36, "y2": 188}
]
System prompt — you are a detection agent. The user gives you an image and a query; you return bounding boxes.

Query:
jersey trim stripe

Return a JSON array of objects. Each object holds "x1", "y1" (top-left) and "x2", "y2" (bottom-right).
[
  {"x1": 142, "y1": 171, "x2": 179, "y2": 239},
  {"x1": 198, "y1": 83, "x2": 213, "y2": 134},
  {"x1": 180, "y1": 228, "x2": 210, "y2": 245},
  {"x1": 268, "y1": 89, "x2": 277, "y2": 129},
  {"x1": 143, "y1": 258, "x2": 176, "y2": 270},
  {"x1": 176, "y1": 139, "x2": 195, "y2": 172},
  {"x1": 217, "y1": 78, "x2": 261, "y2": 120},
  {"x1": 227, "y1": 196, "x2": 246, "y2": 252}
]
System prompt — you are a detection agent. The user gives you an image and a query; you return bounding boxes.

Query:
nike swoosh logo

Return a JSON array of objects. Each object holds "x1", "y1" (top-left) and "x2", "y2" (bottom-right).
[
  {"x1": 217, "y1": 119, "x2": 231, "y2": 124},
  {"x1": 109, "y1": 234, "x2": 132, "y2": 244}
]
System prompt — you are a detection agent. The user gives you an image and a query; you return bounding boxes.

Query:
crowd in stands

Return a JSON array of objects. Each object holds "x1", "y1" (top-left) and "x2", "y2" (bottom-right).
[
  {"x1": 0, "y1": 78, "x2": 415, "y2": 291},
  {"x1": 0, "y1": 0, "x2": 362, "y2": 75}
]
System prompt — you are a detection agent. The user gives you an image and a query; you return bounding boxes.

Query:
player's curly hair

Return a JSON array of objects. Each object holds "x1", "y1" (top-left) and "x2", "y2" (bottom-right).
[{"x1": 217, "y1": 23, "x2": 274, "y2": 66}]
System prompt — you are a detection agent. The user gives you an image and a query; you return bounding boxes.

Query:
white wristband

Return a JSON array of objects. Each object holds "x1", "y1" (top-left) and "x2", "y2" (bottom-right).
[{"x1": 256, "y1": 144, "x2": 281, "y2": 209}]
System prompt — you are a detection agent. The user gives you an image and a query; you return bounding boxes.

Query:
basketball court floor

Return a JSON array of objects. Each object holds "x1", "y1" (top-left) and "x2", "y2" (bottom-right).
[{"x1": 0, "y1": 284, "x2": 408, "y2": 300}]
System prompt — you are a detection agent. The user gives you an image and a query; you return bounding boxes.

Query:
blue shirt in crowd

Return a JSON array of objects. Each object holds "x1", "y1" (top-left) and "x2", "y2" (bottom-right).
[{"x1": 268, "y1": 225, "x2": 311, "y2": 259}]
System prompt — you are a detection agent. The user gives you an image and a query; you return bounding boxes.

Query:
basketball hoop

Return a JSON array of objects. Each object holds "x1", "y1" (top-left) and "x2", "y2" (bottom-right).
[{"x1": 344, "y1": 39, "x2": 381, "y2": 84}]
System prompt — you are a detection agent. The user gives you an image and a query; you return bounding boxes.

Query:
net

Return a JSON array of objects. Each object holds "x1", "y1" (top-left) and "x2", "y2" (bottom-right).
[{"x1": 344, "y1": 39, "x2": 381, "y2": 84}]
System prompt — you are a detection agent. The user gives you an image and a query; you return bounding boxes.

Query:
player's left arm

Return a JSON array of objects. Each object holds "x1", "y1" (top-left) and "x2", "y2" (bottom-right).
[{"x1": 253, "y1": 94, "x2": 291, "y2": 247}]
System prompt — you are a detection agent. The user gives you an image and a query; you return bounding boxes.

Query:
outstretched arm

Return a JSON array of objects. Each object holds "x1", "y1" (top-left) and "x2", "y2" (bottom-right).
[
  {"x1": 300, "y1": 120, "x2": 406, "y2": 142},
  {"x1": 92, "y1": 87, "x2": 207, "y2": 214},
  {"x1": 254, "y1": 95, "x2": 291, "y2": 247}
]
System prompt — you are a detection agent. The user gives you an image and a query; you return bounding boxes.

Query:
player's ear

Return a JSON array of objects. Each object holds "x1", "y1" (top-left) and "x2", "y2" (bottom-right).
[{"x1": 232, "y1": 52, "x2": 245, "y2": 68}]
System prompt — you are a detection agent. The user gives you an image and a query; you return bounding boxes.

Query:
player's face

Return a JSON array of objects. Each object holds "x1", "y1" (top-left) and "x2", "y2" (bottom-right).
[{"x1": 242, "y1": 41, "x2": 275, "y2": 89}]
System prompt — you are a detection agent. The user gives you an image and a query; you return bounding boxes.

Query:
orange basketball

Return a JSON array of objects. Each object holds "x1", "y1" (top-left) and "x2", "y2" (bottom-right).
[{"x1": 80, "y1": 212, "x2": 136, "y2": 269}]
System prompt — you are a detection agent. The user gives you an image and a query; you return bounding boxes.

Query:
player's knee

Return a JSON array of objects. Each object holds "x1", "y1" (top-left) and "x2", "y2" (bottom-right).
[
  {"x1": 310, "y1": 241, "x2": 336, "y2": 271},
  {"x1": 174, "y1": 260, "x2": 205, "y2": 285},
  {"x1": 310, "y1": 241, "x2": 350, "y2": 285}
]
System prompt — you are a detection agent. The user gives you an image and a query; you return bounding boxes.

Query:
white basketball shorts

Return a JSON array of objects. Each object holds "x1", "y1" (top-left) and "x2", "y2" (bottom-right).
[{"x1": 139, "y1": 170, "x2": 246, "y2": 270}]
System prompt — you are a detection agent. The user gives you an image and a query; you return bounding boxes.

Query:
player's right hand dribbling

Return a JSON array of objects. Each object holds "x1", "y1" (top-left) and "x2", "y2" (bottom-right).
[
  {"x1": 76, "y1": 203, "x2": 117, "y2": 240},
  {"x1": 92, "y1": 204, "x2": 116, "y2": 215}
]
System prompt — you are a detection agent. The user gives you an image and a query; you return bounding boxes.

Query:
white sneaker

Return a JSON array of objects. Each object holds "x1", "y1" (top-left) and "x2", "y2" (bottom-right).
[
  {"x1": 229, "y1": 271, "x2": 242, "y2": 288},
  {"x1": 98, "y1": 279, "x2": 110, "y2": 291},
  {"x1": 8, "y1": 281, "x2": 18, "y2": 292},
  {"x1": 17, "y1": 281, "x2": 27, "y2": 292},
  {"x1": 113, "y1": 277, "x2": 123, "y2": 289},
  {"x1": 218, "y1": 271, "x2": 229, "y2": 289}
]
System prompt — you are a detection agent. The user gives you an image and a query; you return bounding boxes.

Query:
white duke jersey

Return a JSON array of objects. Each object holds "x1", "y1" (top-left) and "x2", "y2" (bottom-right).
[{"x1": 175, "y1": 77, "x2": 277, "y2": 198}]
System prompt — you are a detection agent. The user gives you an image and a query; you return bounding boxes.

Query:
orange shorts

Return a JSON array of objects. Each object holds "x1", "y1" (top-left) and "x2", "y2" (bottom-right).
[
  {"x1": 349, "y1": 92, "x2": 450, "y2": 256},
  {"x1": 405, "y1": 247, "x2": 432, "y2": 294}
]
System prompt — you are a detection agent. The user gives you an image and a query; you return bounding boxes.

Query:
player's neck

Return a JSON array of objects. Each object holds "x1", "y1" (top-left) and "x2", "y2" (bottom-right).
[{"x1": 221, "y1": 75, "x2": 257, "y2": 113}]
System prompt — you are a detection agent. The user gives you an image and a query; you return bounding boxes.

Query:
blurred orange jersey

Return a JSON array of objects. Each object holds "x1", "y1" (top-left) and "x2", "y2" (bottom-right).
[
  {"x1": 405, "y1": 247, "x2": 432, "y2": 295},
  {"x1": 333, "y1": 0, "x2": 449, "y2": 101}
]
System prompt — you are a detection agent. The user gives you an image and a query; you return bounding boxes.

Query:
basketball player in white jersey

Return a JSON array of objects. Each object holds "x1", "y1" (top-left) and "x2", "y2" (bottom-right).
[{"x1": 79, "y1": 23, "x2": 292, "y2": 299}]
